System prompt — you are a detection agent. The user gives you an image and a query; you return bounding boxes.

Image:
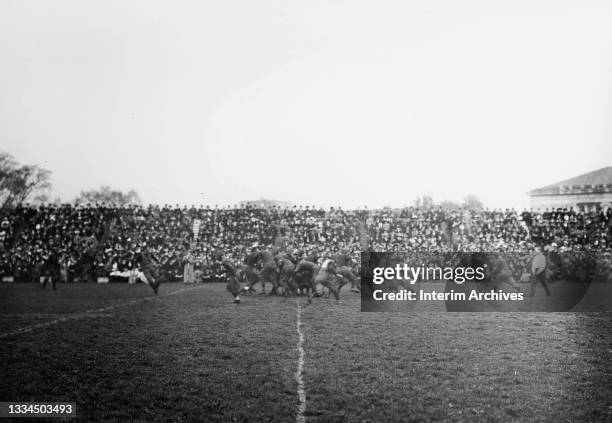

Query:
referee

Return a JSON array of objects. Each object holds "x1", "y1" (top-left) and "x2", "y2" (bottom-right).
[{"x1": 528, "y1": 246, "x2": 551, "y2": 297}]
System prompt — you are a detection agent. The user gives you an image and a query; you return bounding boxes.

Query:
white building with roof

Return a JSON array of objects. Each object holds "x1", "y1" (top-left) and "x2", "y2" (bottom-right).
[{"x1": 529, "y1": 167, "x2": 612, "y2": 210}]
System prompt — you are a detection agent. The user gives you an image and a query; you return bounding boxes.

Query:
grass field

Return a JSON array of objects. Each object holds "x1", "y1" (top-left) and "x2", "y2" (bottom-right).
[{"x1": 1, "y1": 282, "x2": 611, "y2": 422}]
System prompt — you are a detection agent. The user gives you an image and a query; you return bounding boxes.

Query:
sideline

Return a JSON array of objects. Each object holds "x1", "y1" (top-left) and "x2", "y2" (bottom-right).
[
  {"x1": 295, "y1": 299, "x2": 307, "y2": 423},
  {"x1": 0, "y1": 284, "x2": 204, "y2": 339}
]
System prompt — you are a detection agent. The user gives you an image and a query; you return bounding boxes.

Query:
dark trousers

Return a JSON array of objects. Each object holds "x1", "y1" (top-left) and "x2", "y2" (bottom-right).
[
  {"x1": 529, "y1": 272, "x2": 550, "y2": 296},
  {"x1": 42, "y1": 273, "x2": 57, "y2": 290}
]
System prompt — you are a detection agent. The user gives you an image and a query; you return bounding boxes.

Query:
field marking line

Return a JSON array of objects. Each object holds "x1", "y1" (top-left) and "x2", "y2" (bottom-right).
[
  {"x1": 0, "y1": 284, "x2": 205, "y2": 339},
  {"x1": 296, "y1": 299, "x2": 307, "y2": 423}
]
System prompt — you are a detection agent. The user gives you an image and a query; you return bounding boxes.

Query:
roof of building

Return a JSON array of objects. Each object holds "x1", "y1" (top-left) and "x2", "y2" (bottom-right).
[{"x1": 530, "y1": 167, "x2": 612, "y2": 196}]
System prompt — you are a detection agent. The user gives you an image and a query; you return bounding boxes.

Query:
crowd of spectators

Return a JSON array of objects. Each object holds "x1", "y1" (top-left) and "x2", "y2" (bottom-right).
[
  {"x1": 368, "y1": 207, "x2": 612, "y2": 252},
  {"x1": 0, "y1": 203, "x2": 610, "y2": 282}
]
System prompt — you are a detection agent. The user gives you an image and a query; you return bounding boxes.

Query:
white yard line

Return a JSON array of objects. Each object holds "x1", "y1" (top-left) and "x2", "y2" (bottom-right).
[
  {"x1": 295, "y1": 299, "x2": 307, "y2": 423},
  {"x1": 0, "y1": 285, "x2": 203, "y2": 339}
]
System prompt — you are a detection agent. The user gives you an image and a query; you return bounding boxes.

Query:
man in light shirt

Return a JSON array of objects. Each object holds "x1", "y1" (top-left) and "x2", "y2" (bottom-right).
[
  {"x1": 529, "y1": 246, "x2": 551, "y2": 297},
  {"x1": 313, "y1": 258, "x2": 348, "y2": 304}
]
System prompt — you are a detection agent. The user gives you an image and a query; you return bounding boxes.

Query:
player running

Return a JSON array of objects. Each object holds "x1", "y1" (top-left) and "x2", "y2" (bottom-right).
[
  {"x1": 135, "y1": 243, "x2": 161, "y2": 295},
  {"x1": 313, "y1": 258, "x2": 346, "y2": 304},
  {"x1": 335, "y1": 249, "x2": 360, "y2": 293}
]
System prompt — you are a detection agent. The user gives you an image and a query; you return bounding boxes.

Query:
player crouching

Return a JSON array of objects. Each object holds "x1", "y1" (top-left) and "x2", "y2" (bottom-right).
[{"x1": 216, "y1": 251, "x2": 242, "y2": 303}]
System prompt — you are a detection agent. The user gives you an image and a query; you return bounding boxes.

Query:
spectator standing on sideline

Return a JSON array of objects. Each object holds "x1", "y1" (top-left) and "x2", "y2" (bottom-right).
[
  {"x1": 183, "y1": 245, "x2": 195, "y2": 284},
  {"x1": 41, "y1": 244, "x2": 60, "y2": 290}
]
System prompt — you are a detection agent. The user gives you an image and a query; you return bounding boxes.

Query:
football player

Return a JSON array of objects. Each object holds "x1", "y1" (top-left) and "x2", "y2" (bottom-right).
[{"x1": 134, "y1": 243, "x2": 161, "y2": 295}]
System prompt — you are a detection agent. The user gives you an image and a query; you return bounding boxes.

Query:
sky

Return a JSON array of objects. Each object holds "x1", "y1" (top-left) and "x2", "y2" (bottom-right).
[{"x1": 1, "y1": 0, "x2": 611, "y2": 209}]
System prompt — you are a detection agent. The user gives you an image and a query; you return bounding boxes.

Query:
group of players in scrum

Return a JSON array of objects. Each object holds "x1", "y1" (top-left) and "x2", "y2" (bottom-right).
[
  {"x1": 136, "y1": 242, "x2": 361, "y2": 304},
  {"x1": 223, "y1": 245, "x2": 361, "y2": 304},
  {"x1": 142, "y1": 246, "x2": 360, "y2": 304}
]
